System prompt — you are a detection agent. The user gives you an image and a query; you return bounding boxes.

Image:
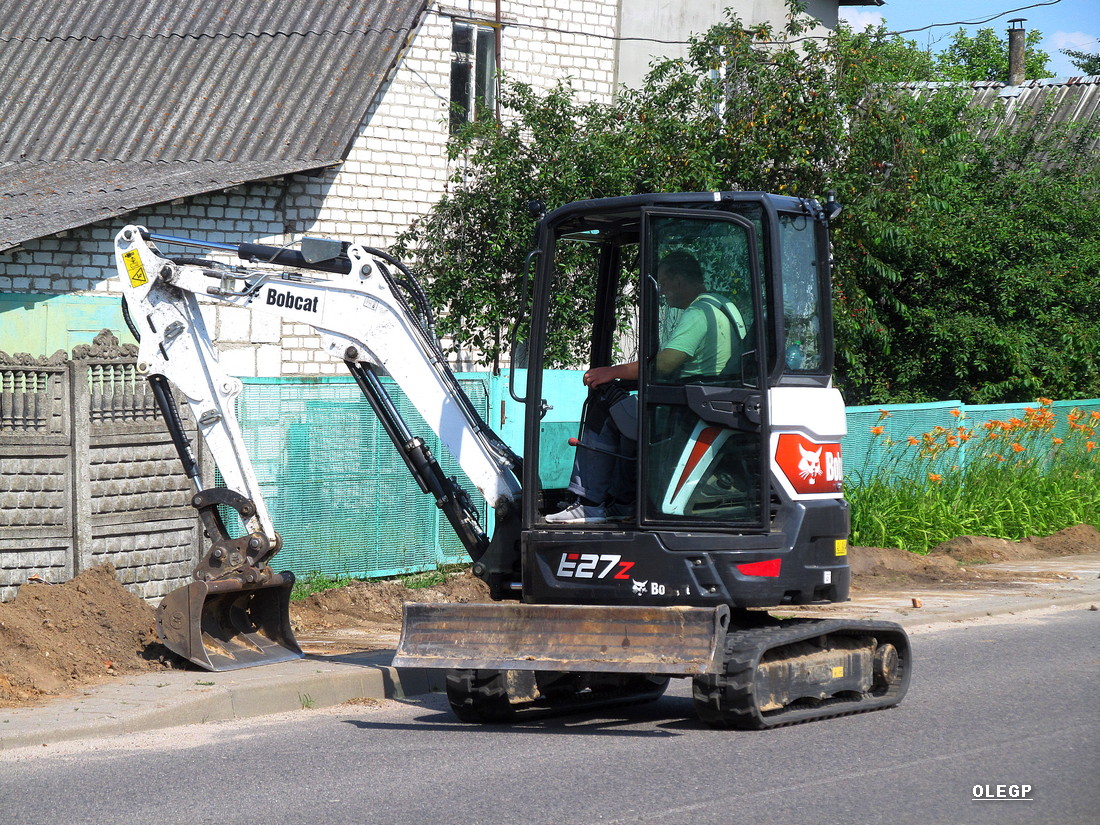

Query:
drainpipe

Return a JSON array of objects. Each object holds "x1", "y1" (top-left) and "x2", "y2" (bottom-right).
[
  {"x1": 494, "y1": 0, "x2": 502, "y2": 122},
  {"x1": 1007, "y1": 19, "x2": 1026, "y2": 85}
]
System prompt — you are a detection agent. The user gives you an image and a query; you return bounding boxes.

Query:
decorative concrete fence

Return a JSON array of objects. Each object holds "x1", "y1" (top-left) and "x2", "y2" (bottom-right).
[{"x1": 0, "y1": 331, "x2": 206, "y2": 602}]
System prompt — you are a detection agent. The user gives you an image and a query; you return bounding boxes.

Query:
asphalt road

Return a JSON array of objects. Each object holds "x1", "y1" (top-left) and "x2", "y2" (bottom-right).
[{"x1": 1, "y1": 606, "x2": 1096, "y2": 825}]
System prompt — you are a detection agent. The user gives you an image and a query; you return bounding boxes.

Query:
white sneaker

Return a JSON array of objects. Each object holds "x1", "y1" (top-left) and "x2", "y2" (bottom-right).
[{"x1": 545, "y1": 502, "x2": 608, "y2": 524}]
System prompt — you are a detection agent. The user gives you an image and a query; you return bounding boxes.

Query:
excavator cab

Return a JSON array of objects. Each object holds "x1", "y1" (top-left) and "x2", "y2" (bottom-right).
[{"x1": 514, "y1": 193, "x2": 844, "y2": 608}]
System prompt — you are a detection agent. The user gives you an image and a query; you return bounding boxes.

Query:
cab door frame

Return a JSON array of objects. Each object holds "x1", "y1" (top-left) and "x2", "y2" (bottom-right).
[{"x1": 637, "y1": 207, "x2": 771, "y2": 531}]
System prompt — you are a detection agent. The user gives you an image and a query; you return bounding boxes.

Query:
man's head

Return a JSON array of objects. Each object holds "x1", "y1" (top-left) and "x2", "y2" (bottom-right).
[{"x1": 657, "y1": 250, "x2": 704, "y2": 309}]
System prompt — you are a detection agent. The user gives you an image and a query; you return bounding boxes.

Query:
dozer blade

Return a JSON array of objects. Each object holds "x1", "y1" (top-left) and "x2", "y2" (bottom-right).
[
  {"x1": 393, "y1": 602, "x2": 730, "y2": 675},
  {"x1": 156, "y1": 573, "x2": 303, "y2": 671}
]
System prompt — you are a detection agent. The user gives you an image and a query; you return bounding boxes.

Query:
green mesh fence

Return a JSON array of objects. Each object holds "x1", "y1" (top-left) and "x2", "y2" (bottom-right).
[
  {"x1": 844, "y1": 398, "x2": 1100, "y2": 483},
  {"x1": 215, "y1": 373, "x2": 1099, "y2": 580},
  {"x1": 230, "y1": 375, "x2": 492, "y2": 579}
]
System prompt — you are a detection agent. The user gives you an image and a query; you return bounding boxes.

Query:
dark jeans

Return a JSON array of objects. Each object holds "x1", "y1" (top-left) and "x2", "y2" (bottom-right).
[{"x1": 567, "y1": 392, "x2": 638, "y2": 504}]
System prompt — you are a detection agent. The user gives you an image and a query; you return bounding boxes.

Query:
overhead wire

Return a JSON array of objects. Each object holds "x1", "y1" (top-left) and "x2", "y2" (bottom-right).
[{"x1": 427, "y1": 1, "x2": 1065, "y2": 47}]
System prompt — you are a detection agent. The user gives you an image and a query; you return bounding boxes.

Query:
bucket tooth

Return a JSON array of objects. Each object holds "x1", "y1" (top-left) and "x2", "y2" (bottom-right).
[{"x1": 156, "y1": 572, "x2": 302, "y2": 671}]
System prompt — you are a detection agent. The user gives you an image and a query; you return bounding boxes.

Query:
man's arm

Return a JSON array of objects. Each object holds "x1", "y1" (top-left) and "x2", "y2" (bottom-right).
[
  {"x1": 586, "y1": 347, "x2": 689, "y2": 387},
  {"x1": 585, "y1": 361, "x2": 638, "y2": 387},
  {"x1": 653, "y1": 347, "x2": 689, "y2": 378}
]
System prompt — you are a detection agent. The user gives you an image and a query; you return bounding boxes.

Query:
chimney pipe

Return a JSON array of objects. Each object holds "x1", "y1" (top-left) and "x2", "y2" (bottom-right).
[{"x1": 1008, "y1": 19, "x2": 1026, "y2": 85}]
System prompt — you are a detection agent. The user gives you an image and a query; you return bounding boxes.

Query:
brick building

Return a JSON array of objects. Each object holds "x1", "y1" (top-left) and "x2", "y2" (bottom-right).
[{"x1": 0, "y1": 1, "x2": 871, "y2": 375}]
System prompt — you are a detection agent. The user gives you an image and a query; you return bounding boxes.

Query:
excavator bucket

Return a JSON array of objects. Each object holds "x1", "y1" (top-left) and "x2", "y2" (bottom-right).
[
  {"x1": 155, "y1": 573, "x2": 303, "y2": 671},
  {"x1": 394, "y1": 602, "x2": 730, "y2": 675}
]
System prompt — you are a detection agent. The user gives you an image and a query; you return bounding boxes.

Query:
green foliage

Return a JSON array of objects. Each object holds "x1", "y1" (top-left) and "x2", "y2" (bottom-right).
[
  {"x1": 1061, "y1": 41, "x2": 1100, "y2": 75},
  {"x1": 396, "y1": 1, "x2": 1100, "y2": 405},
  {"x1": 848, "y1": 402, "x2": 1100, "y2": 551},
  {"x1": 935, "y1": 27, "x2": 1052, "y2": 82},
  {"x1": 291, "y1": 570, "x2": 357, "y2": 601},
  {"x1": 832, "y1": 94, "x2": 1100, "y2": 404},
  {"x1": 399, "y1": 564, "x2": 469, "y2": 588},
  {"x1": 289, "y1": 565, "x2": 470, "y2": 601}
]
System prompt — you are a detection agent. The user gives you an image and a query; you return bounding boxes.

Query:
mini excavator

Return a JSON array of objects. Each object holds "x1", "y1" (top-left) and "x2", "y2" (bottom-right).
[{"x1": 114, "y1": 192, "x2": 910, "y2": 728}]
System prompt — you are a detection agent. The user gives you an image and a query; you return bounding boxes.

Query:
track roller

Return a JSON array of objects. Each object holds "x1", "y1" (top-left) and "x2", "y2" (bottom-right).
[{"x1": 445, "y1": 669, "x2": 670, "y2": 723}]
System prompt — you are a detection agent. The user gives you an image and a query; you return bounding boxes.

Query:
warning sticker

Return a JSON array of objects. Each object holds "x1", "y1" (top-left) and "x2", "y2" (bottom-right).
[{"x1": 122, "y1": 249, "x2": 148, "y2": 289}]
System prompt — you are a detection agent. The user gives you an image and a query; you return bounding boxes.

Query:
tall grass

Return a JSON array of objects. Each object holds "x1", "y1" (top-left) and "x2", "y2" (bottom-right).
[{"x1": 847, "y1": 399, "x2": 1100, "y2": 553}]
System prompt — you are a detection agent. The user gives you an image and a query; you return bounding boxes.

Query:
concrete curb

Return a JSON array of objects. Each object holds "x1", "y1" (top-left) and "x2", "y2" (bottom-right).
[
  {"x1": 896, "y1": 590, "x2": 1098, "y2": 627},
  {"x1": 0, "y1": 654, "x2": 446, "y2": 752}
]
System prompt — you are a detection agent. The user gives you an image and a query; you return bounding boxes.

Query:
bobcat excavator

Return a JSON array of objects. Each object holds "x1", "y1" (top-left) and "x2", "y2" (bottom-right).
[{"x1": 114, "y1": 191, "x2": 910, "y2": 728}]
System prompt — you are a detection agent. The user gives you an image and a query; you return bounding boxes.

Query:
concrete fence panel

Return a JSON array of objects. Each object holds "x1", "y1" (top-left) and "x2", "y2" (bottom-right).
[{"x1": 1, "y1": 331, "x2": 205, "y2": 602}]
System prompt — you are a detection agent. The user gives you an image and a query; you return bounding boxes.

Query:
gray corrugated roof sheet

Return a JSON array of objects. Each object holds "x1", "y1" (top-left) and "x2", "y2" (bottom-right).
[
  {"x1": 0, "y1": 0, "x2": 428, "y2": 250},
  {"x1": 900, "y1": 76, "x2": 1100, "y2": 155}
]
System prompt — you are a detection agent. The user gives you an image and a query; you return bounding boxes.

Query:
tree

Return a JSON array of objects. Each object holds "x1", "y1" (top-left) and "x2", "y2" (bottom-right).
[
  {"x1": 1061, "y1": 40, "x2": 1100, "y2": 75},
  {"x1": 934, "y1": 27, "x2": 1052, "y2": 82},
  {"x1": 396, "y1": 2, "x2": 1100, "y2": 405}
]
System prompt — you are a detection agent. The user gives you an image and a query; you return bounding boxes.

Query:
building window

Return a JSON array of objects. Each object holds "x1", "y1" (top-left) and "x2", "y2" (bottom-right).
[{"x1": 450, "y1": 21, "x2": 498, "y2": 132}]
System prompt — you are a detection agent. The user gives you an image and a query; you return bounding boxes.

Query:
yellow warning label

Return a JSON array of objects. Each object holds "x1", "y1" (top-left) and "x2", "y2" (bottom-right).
[
  {"x1": 835, "y1": 539, "x2": 848, "y2": 557},
  {"x1": 122, "y1": 248, "x2": 148, "y2": 289},
  {"x1": 832, "y1": 666, "x2": 845, "y2": 678}
]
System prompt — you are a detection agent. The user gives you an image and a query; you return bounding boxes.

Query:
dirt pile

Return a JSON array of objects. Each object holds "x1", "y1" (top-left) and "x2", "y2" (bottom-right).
[
  {"x1": 290, "y1": 569, "x2": 491, "y2": 634},
  {"x1": 0, "y1": 564, "x2": 171, "y2": 707},
  {"x1": 849, "y1": 523, "x2": 1100, "y2": 590}
]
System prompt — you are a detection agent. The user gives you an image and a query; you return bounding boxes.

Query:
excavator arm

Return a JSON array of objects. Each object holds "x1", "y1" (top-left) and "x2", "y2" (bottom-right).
[{"x1": 114, "y1": 226, "x2": 521, "y2": 669}]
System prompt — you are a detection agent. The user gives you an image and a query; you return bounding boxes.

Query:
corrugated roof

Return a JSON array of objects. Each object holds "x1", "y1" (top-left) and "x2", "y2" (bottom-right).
[
  {"x1": 899, "y1": 76, "x2": 1100, "y2": 155},
  {"x1": 0, "y1": 0, "x2": 428, "y2": 250}
]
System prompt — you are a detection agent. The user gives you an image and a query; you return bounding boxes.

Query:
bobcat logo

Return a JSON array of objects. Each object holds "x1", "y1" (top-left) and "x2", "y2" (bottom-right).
[
  {"x1": 798, "y1": 444, "x2": 823, "y2": 485},
  {"x1": 775, "y1": 433, "x2": 842, "y2": 496},
  {"x1": 632, "y1": 579, "x2": 649, "y2": 595}
]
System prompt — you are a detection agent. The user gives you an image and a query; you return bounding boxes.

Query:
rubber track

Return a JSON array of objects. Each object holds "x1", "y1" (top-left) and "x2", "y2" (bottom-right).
[{"x1": 693, "y1": 618, "x2": 911, "y2": 730}]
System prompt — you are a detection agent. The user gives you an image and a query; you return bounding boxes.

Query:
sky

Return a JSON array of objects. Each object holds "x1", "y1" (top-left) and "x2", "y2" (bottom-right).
[{"x1": 838, "y1": 0, "x2": 1099, "y2": 77}]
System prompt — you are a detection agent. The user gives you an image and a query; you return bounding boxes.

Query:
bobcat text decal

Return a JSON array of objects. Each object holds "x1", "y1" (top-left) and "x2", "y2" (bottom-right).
[
  {"x1": 774, "y1": 433, "x2": 843, "y2": 495},
  {"x1": 556, "y1": 553, "x2": 634, "y2": 580},
  {"x1": 266, "y1": 287, "x2": 320, "y2": 313}
]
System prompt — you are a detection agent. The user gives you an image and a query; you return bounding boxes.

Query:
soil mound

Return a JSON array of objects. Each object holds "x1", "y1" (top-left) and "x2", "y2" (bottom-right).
[
  {"x1": 849, "y1": 524, "x2": 1100, "y2": 590},
  {"x1": 290, "y1": 570, "x2": 491, "y2": 631},
  {"x1": 930, "y1": 523, "x2": 1100, "y2": 564},
  {"x1": 0, "y1": 564, "x2": 172, "y2": 707}
]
